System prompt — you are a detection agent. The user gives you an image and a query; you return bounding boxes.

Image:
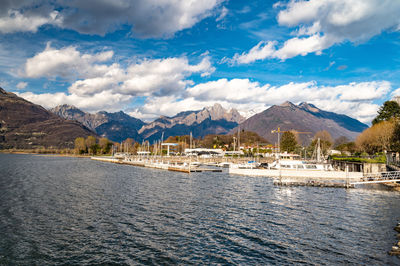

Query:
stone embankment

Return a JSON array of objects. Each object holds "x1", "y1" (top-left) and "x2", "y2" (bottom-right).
[
  {"x1": 389, "y1": 223, "x2": 400, "y2": 256},
  {"x1": 273, "y1": 180, "x2": 354, "y2": 188}
]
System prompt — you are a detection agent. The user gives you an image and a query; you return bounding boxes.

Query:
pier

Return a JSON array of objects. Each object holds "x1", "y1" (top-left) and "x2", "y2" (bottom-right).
[
  {"x1": 91, "y1": 156, "x2": 222, "y2": 173},
  {"x1": 350, "y1": 171, "x2": 400, "y2": 185}
]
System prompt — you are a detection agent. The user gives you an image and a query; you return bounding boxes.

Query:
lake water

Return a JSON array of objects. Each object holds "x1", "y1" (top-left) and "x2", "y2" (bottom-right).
[{"x1": 0, "y1": 153, "x2": 399, "y2": 265}]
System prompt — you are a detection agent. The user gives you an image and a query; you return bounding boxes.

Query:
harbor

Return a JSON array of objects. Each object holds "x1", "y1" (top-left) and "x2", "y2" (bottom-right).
[{"x1": 90, "y1": 154, "x2": 400, "y2": 191}]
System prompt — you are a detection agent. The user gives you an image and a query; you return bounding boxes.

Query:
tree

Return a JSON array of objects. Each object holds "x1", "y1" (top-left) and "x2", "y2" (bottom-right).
[
  {"x1": 123, "y1": 138, "x2": 135, "y2": 153},
  {"x1": 334, "y1": 136, "x2": 349, "y2": 148},
  {"x1": 356, "y1": 120, "x2": 395, "y2": 154},
  {"x1": 74, "y1": 137, "x2": 86, "y2": 154},
  {"x1": 280, "y1": 131, "x2": 298, "y2": 153},
  {"x1": 372, "y1": 100, "x2": 400, "y2": 125},
  {"x1": 391, "y1": 120, "x2": 400, "y2": 151},
  {"x1": 85, "y1": 136, "x2": 97, "y2": 155},
  {"x1": 335, "y1": 142, "x2": 356, "y2": 154},
  {"x1": 99, "y1": 137, "x2": 112, "y2": 154}
]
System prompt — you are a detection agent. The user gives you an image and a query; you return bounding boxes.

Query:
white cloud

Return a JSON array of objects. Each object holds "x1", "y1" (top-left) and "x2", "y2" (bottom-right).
[
  {"x1": 19, "y1": 44, "x2": 214, "y2": 114},
  {"x1": 16, "y1": 90, "x2": 132, "y2": 113},
  {"x1": 129, "y1": 95, "x2": 267, "y2": 121},
  {"x1": 17, "y1": 73, "x2": 388, "y2": 123},
  {"x1": 23, "y1": 44, "x2": 214, "y2": 98},
  {"x1": 0, "y1": 9, "x2": 62, "y2": 34},
  {"x1": 0, "y1": 0, "x2": 224, "y2": 38},
  {"x1": 16, "y1": 81, "x2": 28, "y2": 89},
  {"x1": 130, "y1": 79, "x2": 390, "y2": 123},
  {"x1": 232, "y1": 41, "x2": 277, "y2": 64},
  {"x1": 233, "y1": 0, "x2": 400, "y2": 64},
  {"x1": 24, "y1": 43, "x2": 114, "y2": 79},
  {"x1": 216, "y1": 6, "x2": 228, "y2": 22},
  {"x1": 19, "y1": 45, "x2": 390, "y2": 123},
  {"x1": 391, "y1": 88, "x2": 400, "y2": 97}
]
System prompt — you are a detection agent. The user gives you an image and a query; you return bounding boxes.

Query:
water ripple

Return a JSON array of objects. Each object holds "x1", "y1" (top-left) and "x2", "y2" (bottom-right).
[{"x1": 0, "y1": 154, "x2": 400, "y2": 265}]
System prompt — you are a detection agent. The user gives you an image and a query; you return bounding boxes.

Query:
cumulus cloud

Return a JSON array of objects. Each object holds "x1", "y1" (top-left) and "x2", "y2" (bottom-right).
[
  {"x1": 23, "y1": 44, "x2": 214, "y2": 98},
  {"x1": 19, "y1": 44, "x2": 214, "y2": 113},
  {"x1": 233, "y1": 0, "x2": 400, "y2": 64},
  {"x1": 0, "y1": 0, "x2": 224, "y2": 37},
  {"x1": 130, "y1": 79, "x2": 391, "y2": 123},
  {"x1": 24, "y1": 43, "x2": 114, "y2": 79},
  {"x1": 16, "y1": 90, "x2": 132, "y2": 113},
  {"x1": 232, "y1": 41, "x2": 277, "y2": 64},
  {"x1": 128, "y1": 95, "x2": 267, "y2": 121},
  {"x1": 0, "y1": 9, "x2": 62, "y2": 34},
  {"x1": 19, "y1": 44, "x2": 390, "y2": 123}
]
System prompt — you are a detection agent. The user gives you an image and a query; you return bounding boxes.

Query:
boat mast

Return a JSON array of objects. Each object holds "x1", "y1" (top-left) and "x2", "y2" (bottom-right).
[
  {"x1": 317, "y1": 138, "x2": 321, "y2": 163},
  {"x1": 238, "y1": 125, "x2": 240, "y2": 153}
]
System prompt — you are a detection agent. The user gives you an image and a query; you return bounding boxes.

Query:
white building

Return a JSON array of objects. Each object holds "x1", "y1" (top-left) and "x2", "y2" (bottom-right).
[{"x1": 184, "y1": 148, "x2": 224, "y2": 157}]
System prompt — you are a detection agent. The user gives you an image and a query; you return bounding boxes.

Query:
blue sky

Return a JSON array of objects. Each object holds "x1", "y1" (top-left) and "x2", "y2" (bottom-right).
[{"x1": 1, "y1": 0, "x2": 400, "y2": 123}]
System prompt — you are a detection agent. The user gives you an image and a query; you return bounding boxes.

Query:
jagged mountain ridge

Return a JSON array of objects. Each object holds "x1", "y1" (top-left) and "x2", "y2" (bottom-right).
[
  {"x1": 138, "y1": 103, "x2": 245, "y2": 142},
  {"x1": 49, "y1": 101, "x2": 368, "y2": 145},
  {"x1": 0, "y1": 88, "x2": 95, "y2": 149},
  {"x1": 234, "y1": 101, "x2": 368, "y2": 144},
  {"x1": 50, "y1": 103, "x2": 245, "y2": 143},
  {"x1": 51, "y1": 104, "x2": 145, "y2": 143}
]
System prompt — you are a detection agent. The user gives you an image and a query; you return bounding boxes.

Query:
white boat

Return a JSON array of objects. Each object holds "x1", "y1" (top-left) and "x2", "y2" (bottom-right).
[
  {"x1": 229, "y1": 159, "x2": 363, "y2": 181},
  {"x1": 217, "y1": 162, "x2": 233, "y2": 168},
  {"x1": 268, "y1": 159, "x2": 333, "y2": 171}
]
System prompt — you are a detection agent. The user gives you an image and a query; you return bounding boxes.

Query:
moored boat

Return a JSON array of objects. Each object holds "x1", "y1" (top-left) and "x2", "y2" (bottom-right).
[{"x1": 229, "y1": 159, "x2": 363, "y2": 181}]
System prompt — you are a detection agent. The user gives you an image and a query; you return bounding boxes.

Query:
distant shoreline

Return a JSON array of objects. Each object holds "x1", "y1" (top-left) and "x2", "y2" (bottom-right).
[{"x1": 0, "y1": 150, "x2": 104, "y2": 158}]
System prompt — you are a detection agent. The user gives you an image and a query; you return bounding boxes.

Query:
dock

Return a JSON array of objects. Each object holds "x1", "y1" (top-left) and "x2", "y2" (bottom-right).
[{"x1": 91, "y1": 156, "x2": 222, "y2": 173}]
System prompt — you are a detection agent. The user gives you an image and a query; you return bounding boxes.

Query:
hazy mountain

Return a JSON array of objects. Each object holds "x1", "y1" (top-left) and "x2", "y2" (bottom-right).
[
  {"x1": 0, "y1": 88, "x2": 95, "y2": 149},
  {"x1": 235, "y1": 101, "x2": 368, "y2": 144},
  {"x1": 51, "y1": 105, "x2": 145, "y2": 143},
  {"x1": 139, "y1": 103, "x2": 246, "y2": 142}
]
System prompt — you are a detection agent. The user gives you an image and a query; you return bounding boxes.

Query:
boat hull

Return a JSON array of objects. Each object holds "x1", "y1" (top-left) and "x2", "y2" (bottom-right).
[{"x1": 228, "y1": 167, "x2": 363, "y2": 181}]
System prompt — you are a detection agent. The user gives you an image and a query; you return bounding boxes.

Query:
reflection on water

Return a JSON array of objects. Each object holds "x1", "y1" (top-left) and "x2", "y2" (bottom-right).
[{"x1": 0, "y1": 154, "x2": 399, "y2": 264}]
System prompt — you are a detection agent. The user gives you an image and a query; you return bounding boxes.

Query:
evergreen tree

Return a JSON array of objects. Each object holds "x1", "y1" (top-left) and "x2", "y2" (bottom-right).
[
  {"x1": 372, "y1": 100, "x2": 400, "y2": 125},
  {"x1": 280, "y1": 131, "x2": 298, "y2": 153}
]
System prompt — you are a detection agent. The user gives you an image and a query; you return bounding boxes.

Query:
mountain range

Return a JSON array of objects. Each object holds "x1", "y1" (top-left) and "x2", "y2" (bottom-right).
[
  {"x1": 51, "y1": 105, "x2": 145, "y2": 143},
  {"x1": 0, "y1": 87, "x2": 94, "y2": 149},
  {"x1": 0, "y1": 86, "x2": 370, "y2": 149},
  {"x1": 234, "y1": 101, "x2": 368, "y2": 144},
  {"x1": 50, "y1": 103, "x2": 245, "y2": 143},
  {"x1": 139, "y1": 103, "x2": 245, "y2": 142}
]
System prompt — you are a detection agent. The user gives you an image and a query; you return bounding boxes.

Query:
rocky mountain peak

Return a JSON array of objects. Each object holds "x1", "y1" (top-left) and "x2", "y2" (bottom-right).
[
  {"x1": 139, "y1": 103, "x2": 245, "y2": 142},
  {"x1": 279, "y1": 101, "x2": 297, "y2": 108},
  {"x1": 206, "y1": 103, "x2": 224, "y2": 112},
  {"x1": 299, "y1": 102, "x2": 320, "y2": 112},
  {"x1": 51, "y1": 104, "x2": 86, "y2": 117},
  {"x1": 235, "y1": 102, "x2": 368, "y2": 143},
  {"x1": 0, "y1": 87, "x2": 95, "y2": 149}
]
